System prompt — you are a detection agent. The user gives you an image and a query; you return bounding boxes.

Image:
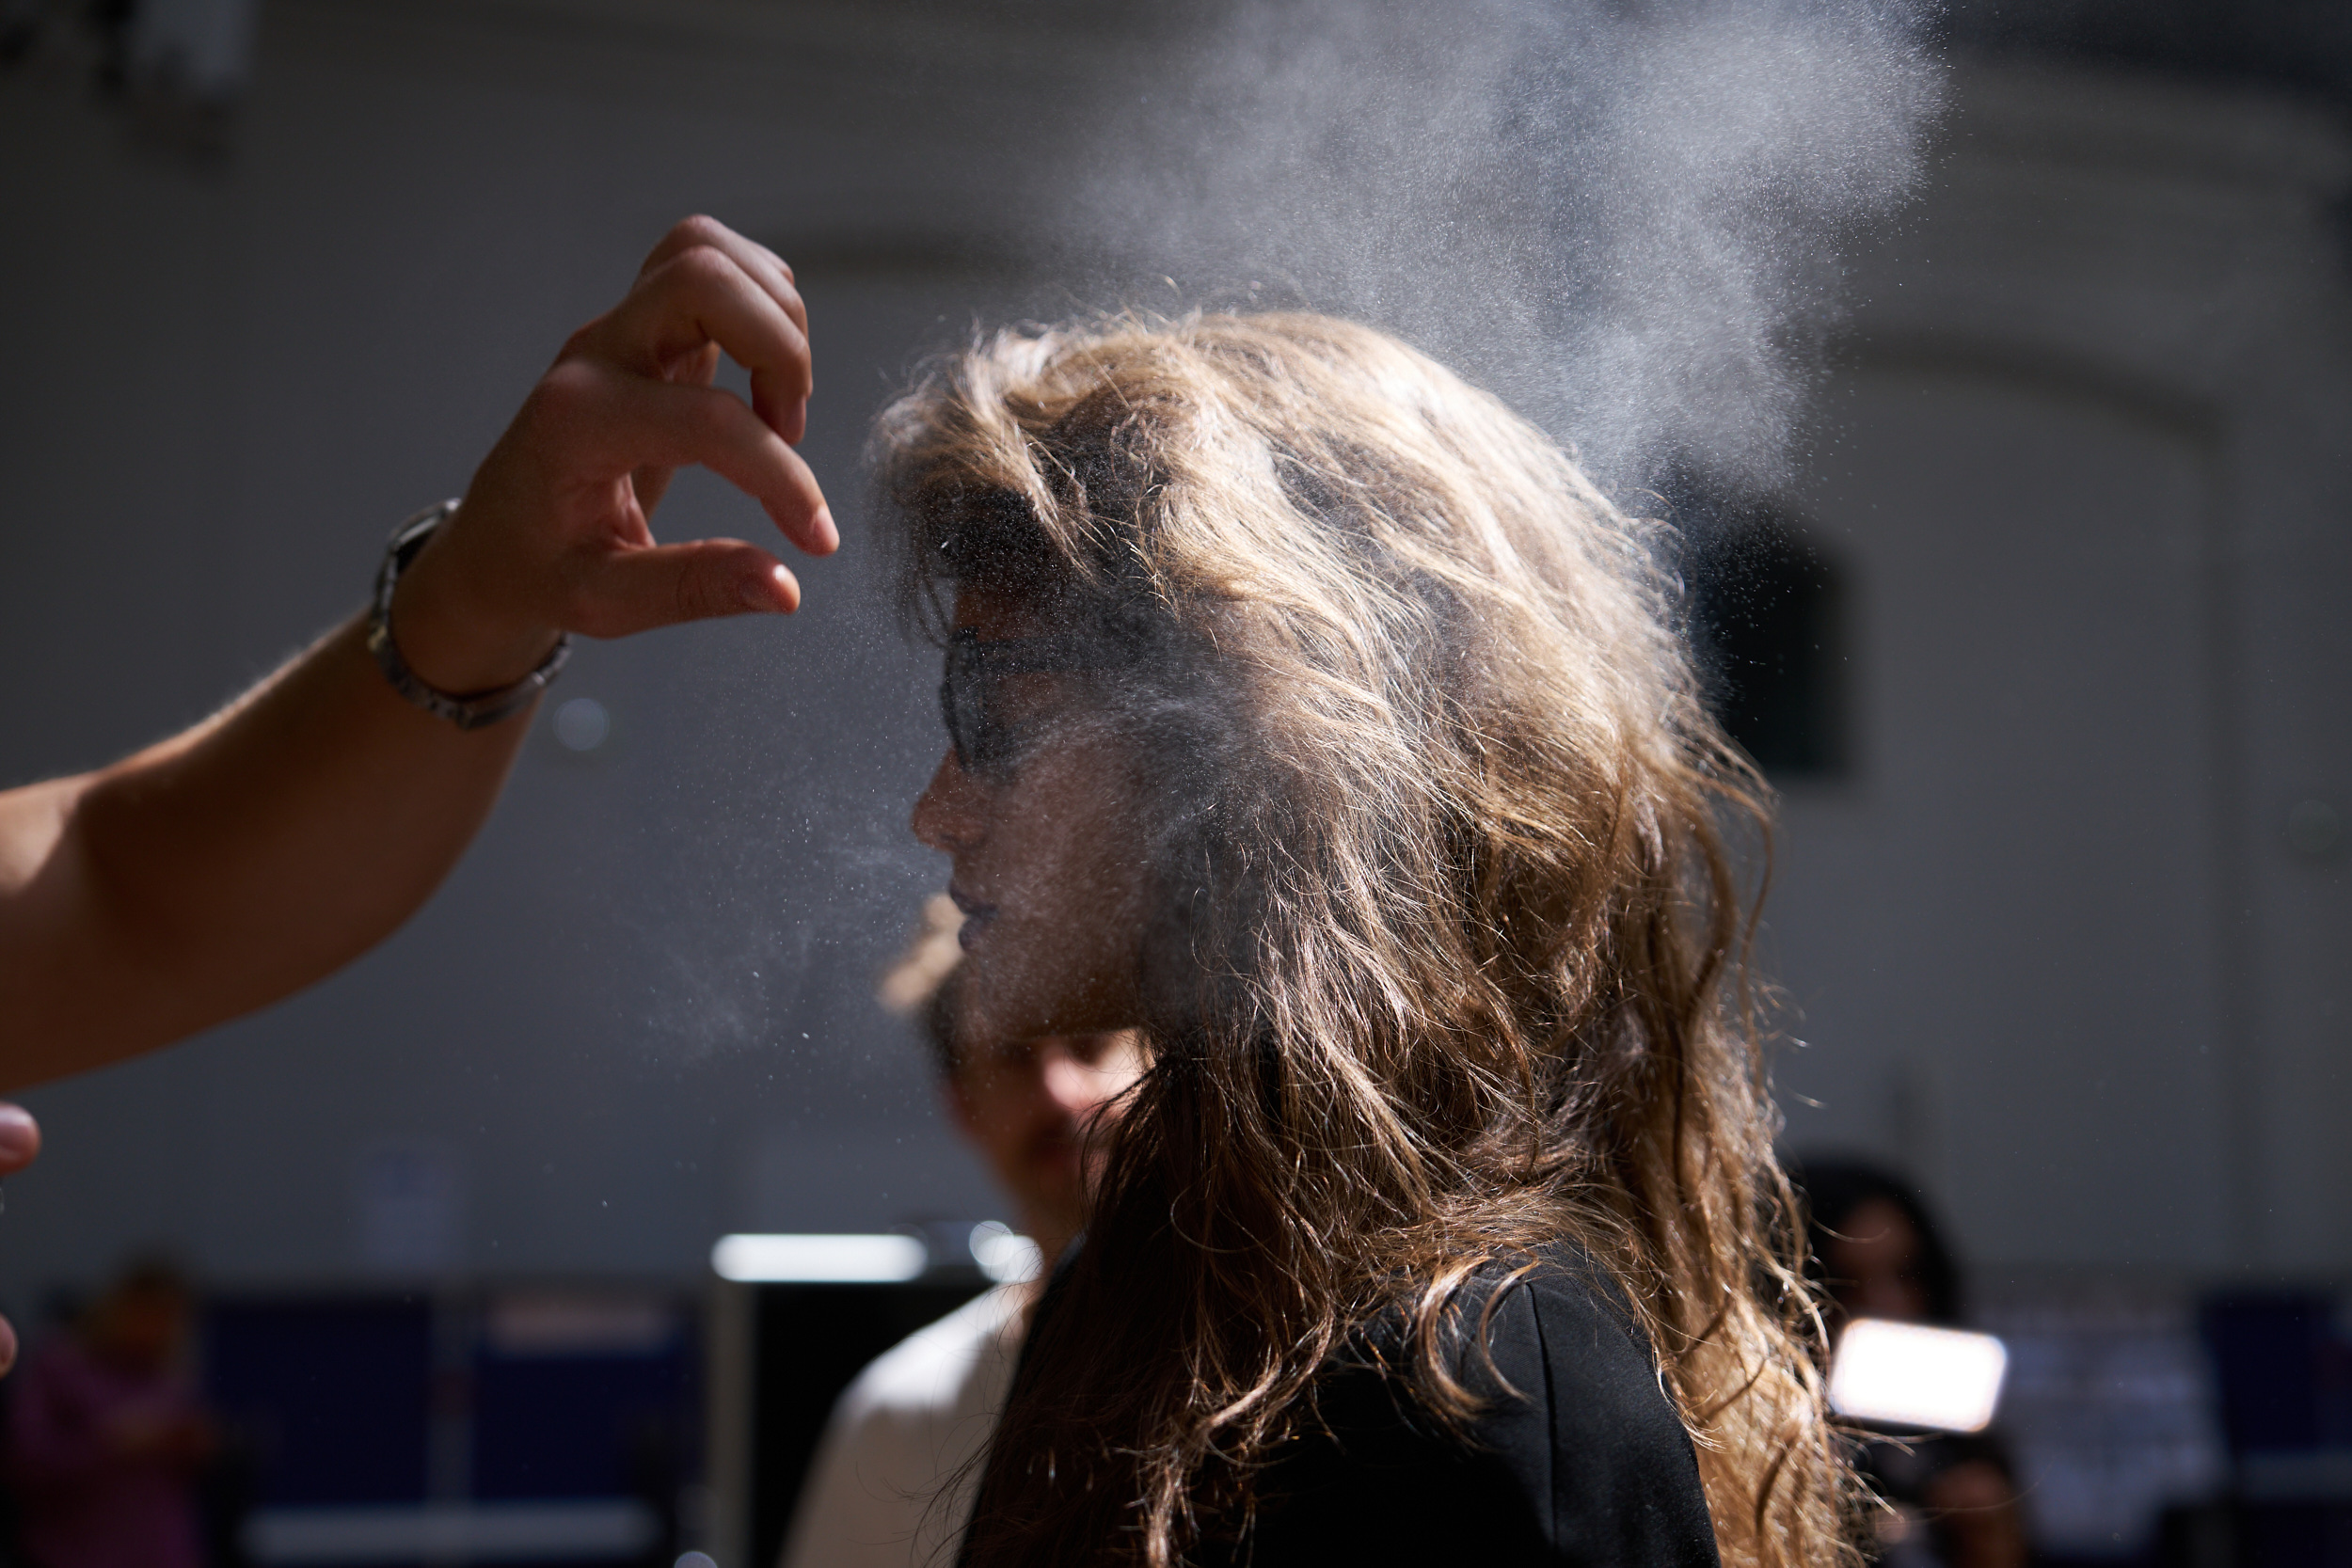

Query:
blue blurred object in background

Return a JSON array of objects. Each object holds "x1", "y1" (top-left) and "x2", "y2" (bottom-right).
[
  {"x1": 202, "y1": 1290, "x2": 695, "y2": 1568},
  {"x1": 207, "y1": 1298, "x2": 433, "y2": 1512},
  {"x1": 2187, "y1": 1294, "x2": 2352, "y2": 1568}
]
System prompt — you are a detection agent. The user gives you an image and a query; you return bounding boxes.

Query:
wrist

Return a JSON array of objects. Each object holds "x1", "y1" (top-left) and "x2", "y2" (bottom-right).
[
  {"x1": 365, "y1": 500, "x2": 570, "y2": 732},
  {"x1": 388, "y1": 523, "x2": 564, "y2": 695}
]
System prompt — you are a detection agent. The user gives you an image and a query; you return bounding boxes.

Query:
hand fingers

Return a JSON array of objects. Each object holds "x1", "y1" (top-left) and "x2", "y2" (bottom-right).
[
  {"x1": 0, "y1": 1105, "x2": 34, "y2": 1378},
  {"x1": 624, "y1": 216, "x2": 810, "y2": 420},
  {"x1": 604, "y1": 246, "x2": 812, "y2": 445},
  {"x1": 568, "y1": 369, "x2": 835, "y2": 555},
  {"x1": 637, "y1": 221, "x2": 809, "y2": 427},
  {"x1": 659, "y1": 341, "x2": 722, "y2": 388},
  {"x1": 570, "y1": 537, "x2": 801, "y2": 638},
  {"x1": 635, "y1": 215, "x2": 804, "y2": 340},
  {"x1": 631, "y1": 465, "x2": 678, "y2": 515},
  {"x1": 628, "y1": 342, "x2": 721, "y2": 516},
  {"x1": 0, "y1": 1105, "x2": 40, "y2": 1177}
]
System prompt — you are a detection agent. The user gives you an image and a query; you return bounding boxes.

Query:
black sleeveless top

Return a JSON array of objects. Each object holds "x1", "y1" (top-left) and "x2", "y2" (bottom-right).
[{"x1": 977, "y1": 1243, "x2": 1724, "y2": 1567}]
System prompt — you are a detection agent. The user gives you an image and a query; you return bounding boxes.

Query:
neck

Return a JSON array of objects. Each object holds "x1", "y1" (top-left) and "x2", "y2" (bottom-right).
[{"x1": 1029, "y1": 1217, "x2": 1076, "y2": 1277}]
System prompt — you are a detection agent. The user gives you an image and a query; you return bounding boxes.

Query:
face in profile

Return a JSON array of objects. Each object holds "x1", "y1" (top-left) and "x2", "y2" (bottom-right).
[
  {"x1": 946, "y1": 1027, "x2": 1148, "y2": 1259},
  {"x1": 1822, "y1": 1196, "x2": 1934, "y2": 1323},
  {"x1": 911, "y1": 589, "x2": 1154, "y2": 1049}
]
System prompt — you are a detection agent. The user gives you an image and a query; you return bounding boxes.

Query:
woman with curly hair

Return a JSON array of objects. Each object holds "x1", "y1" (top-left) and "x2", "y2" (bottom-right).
[{"x1": 884, "y1": 311, "x2": 1854, "y2": 1568}]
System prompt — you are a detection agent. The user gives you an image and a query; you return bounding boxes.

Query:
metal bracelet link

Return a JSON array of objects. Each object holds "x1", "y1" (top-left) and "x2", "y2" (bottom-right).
[{"x1": 365, "y1": 500, "x2": 572, "y2": 731}]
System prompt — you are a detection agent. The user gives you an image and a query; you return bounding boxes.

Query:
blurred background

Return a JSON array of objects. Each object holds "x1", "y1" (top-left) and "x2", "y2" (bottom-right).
[{"x1": 0, "y1": 1, "x2": 2346, "y2": 1564}]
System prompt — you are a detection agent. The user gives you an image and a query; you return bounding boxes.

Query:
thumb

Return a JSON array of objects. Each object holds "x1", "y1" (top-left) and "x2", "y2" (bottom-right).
[
  {"x1": 572, "y1": 538, "x2": 801, "y2": 637},
  {"x1": 0, "y1": 1105, "x2": 40, "y2": 1177}
]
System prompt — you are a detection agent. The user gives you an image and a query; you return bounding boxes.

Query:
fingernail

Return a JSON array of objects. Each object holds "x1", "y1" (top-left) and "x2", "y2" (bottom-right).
[
  {"x1": 0, "y1": 1106, "x2": 38, "y2": 1165},
  {"x1": 741, "y1": 565, "x2": 798, "y2": 614},
  {"x1": 815, "y1": 507, "x2": 838, "y2": 554}
]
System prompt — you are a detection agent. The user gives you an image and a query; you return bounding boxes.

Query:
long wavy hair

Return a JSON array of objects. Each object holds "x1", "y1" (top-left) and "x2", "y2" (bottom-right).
[{"x1": 876, "y1": 312, "x2": 1854, "y2": 1568}]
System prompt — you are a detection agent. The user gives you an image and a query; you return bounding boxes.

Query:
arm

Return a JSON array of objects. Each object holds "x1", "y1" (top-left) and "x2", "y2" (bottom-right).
[{"x1": 0, "y1": 216, "x2": 831, "y2": 1093}]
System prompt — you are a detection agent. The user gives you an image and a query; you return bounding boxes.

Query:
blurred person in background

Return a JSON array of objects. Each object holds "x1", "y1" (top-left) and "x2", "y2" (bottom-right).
[
  {"x1": 1796, "y1": 1161, "x2": 2029, "y2": 1568},
  {"x1": 780, "y1": 895, "x2": 1146, "y2": 1568},
  {"x1": 3, "y1": 1259, "x2": 214, "y2": 1568},
  {"x1": 0, "y1": 216, "x2": 828, "y2": 1371}
]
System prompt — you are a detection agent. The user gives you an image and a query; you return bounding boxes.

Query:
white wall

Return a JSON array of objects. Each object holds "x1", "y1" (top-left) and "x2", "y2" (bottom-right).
[
  {"x1": 0, "y1": 8, "x2": 2344, "y2": 1304},
  {"x1": 1770, "y1": 60, "x2": 2352, "y2": 1275}
]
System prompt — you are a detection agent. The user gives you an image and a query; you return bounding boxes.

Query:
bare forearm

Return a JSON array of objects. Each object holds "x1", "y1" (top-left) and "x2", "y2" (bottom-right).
[
  {"x1": 0, "y1": 615, "x2": 528, "y2": 1089},
  {"x1": 0, "y1": 217, "x2": 827, "y2": 1093}
]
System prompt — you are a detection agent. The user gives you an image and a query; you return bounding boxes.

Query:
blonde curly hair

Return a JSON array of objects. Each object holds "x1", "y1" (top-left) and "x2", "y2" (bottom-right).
[{"x1": 877, "y1": 311, "x2": 1856, "y2": 1568}]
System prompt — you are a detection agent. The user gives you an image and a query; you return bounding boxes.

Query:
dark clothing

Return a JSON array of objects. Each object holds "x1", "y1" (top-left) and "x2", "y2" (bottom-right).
[
  {"x1": 978, "y1": 1242, "x2": 1721, "y2": 1566},
  {"x1": 1210, "y1": 1246, "x2": 1722, "y2": 1567},
  {"x1": 1853, "y1": 1433, "x2": 2017, "y2": 1568}
]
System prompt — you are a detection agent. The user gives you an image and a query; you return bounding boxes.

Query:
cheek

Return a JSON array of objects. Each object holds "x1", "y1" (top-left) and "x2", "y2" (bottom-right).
[
  {"x1": 960, "y1": 1078, "x2": 1059, "y2": 1178},
  {"x1": 1047, "y1": 743, "x2": 1152, "y2": 925},
  {"x1": 964, "y1": 739, "x2": 1153, "y2": 1029}
]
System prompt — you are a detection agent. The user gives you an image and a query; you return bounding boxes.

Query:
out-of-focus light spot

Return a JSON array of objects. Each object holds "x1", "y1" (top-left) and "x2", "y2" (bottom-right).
[
  {"x1": 552, "y1": 697, "x2": 611, "y2": 752},
  {"x1": 1828, "y1": 1318, "x2": 2007, "y2": 1433},
  {"x1": 969, "y1": 1220, "x2": 1042, "y2": 1283},
  {"x1": 675, "y1": 1554, "x2": 718, "y2": 1568},
  {"x1": 710, "y1": 1233, "x2": 927, "y2": 1283}
]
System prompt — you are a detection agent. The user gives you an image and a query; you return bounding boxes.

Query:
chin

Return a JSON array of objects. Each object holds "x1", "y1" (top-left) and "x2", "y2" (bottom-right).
[
  {"x1": 960, "y1": 986, "x2": 1046, "y2": 1053},
  {"x1": 969, "y1": 976, "x2": 1100, "y2": 1046}
]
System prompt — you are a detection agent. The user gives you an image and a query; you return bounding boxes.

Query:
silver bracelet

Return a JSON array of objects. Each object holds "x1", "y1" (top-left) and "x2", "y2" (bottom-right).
[{"x1": 366, "y1": 499, "x2": 572, "y2": 731}]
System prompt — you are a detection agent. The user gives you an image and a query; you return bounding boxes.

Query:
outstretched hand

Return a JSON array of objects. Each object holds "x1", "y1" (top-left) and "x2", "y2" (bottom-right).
[
  {"x1": 0, "y1": 1105, "x2": 40, "y2": 1375},
  {"x1": 389, "y1": 215, "x2": 834, "y2": 695},
  {"x1": 0, "y1": 219, "x2": 830, "y2": 1092}
]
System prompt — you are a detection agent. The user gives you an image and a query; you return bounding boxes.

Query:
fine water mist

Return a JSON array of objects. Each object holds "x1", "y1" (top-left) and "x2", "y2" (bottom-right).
[
  {"x1": 1052, "y1": 0, "x2": 1942, "y2": 497},
  {"x1": 629, "y1": 0, "x2": 1944, "y2": 1066}
]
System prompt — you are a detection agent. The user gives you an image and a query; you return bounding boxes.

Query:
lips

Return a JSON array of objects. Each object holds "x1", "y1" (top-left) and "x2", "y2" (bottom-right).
[{"x1": 949, "y1": 885, "x2": 998, "y2": 950}]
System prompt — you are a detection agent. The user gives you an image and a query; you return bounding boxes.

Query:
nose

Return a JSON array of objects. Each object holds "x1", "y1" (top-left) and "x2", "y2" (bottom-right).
[{"x1": 911, "y1": 748, "x2": 984, "y2": 855}]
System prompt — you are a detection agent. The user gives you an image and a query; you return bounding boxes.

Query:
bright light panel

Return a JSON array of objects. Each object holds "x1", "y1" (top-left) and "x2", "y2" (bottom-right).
[
  {"x1": 709, "y1": 1233, "x2": 928, "y2": 1283},
  {"x1": 1827, "y1": 1318, "x2": 2008, "y2": 1433}
]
